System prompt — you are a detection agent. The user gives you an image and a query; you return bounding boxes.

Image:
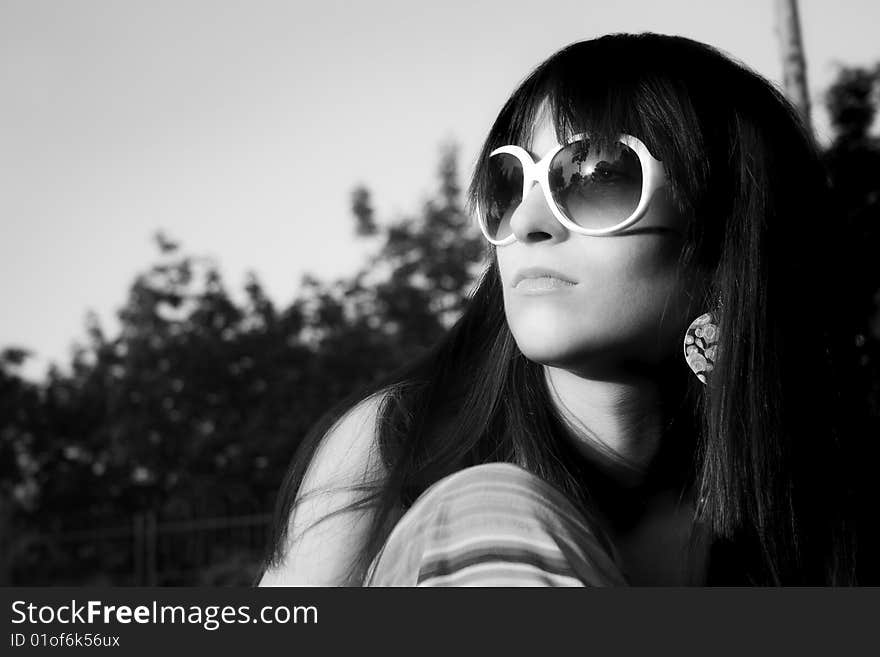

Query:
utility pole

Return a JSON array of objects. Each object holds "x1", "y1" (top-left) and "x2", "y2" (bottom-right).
[{"x1": 775, "y1": 0, "x2": 812, "y2": 129}]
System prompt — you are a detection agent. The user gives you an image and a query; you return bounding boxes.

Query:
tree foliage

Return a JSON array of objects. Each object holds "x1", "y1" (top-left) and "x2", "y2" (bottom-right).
[
  {"x1": 822, "y1": 63, "x2": 880, "y2": 420},
  {"x1": 0, "y1": 143, "x2": 485, "y2": 583}
]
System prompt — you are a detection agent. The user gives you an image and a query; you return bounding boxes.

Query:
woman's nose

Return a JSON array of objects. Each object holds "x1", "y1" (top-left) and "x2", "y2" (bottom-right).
[{"x1": 509, "y1": 181, "x2": 567, "y2": 243}]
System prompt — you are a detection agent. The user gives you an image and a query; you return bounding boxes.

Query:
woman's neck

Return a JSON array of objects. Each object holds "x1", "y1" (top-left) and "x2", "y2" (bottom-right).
[
  {"x1": 543, "y1": 364, "x2": 668, "y2": 489},
  {"x1": 543, "y1": 364, "x2": 708, "y2": 583}
]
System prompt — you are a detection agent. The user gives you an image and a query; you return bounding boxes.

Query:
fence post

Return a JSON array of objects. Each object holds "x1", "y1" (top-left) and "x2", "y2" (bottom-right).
[
  {"x1": 133, "y1": 513, "x2": 144, "y2": 585},
  {"x1": 145, "y1": 510, "x2": 158, "y2": 586}
]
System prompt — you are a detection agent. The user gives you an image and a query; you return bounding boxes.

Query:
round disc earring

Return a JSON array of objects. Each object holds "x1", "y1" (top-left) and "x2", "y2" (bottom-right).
[{"x1": 683, "y1": 312, "x2": 719, "y2": 385}]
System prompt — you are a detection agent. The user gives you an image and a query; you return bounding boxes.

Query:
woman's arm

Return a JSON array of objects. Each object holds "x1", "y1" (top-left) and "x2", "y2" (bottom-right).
[{"x1": 257, "y1": 393, "x2": 387, "y2": 586}]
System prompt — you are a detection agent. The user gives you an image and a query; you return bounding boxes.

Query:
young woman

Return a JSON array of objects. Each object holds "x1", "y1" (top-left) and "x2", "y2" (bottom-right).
[{"x1": 257, "y1": 33, "x2": 860, "y2": 586}]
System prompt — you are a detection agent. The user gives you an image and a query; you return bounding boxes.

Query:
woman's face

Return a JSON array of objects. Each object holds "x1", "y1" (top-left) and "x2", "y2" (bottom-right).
[{"x1": 496, "y1": 107, "x2": 694, "y2": 377}]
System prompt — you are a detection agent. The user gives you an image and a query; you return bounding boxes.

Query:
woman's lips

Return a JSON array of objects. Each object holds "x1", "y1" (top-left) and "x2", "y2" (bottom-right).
[
  {"x1": 512, "y1": 266, "x2": 579, "y2": 290},
  {"x1": 514, "y1": 276, "x2": 577, "y2": 293}
]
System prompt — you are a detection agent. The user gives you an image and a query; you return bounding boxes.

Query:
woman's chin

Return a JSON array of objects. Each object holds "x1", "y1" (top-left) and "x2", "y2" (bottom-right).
[
  {"x1": 512, "y1": 326, "x2": 644, "y2": 374},
  {"x1": 513, "y1": 332, "x2": 598, "y2": 368}
]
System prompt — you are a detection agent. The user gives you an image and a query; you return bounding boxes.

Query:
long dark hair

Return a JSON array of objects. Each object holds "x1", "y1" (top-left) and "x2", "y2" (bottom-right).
[{"x1": 259, "y1": 33, "x2": 860, "y2": 585}]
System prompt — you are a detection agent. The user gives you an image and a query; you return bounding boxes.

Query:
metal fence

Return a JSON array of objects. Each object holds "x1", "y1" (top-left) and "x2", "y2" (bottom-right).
[{"x1": 1, "y1": 511, "x2": 273, "y2": 586}]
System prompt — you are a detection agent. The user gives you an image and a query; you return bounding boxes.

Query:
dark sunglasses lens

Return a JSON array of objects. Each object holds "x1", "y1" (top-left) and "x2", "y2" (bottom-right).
[
  {"x1": 548, "y1": 139, "x2": 643, "y2": 230},
  {"x1": 484, "y1": 152, "x2": 523, "y2": 240}
]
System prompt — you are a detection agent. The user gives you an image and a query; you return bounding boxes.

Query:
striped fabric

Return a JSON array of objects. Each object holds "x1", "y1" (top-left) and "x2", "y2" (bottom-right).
[{"x1": 364, "y1": 462, "x2": 628, "y2": 587}]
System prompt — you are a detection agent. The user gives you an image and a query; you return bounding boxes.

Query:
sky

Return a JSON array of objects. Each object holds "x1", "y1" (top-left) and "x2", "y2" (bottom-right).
[{"x1": 2, "y1": 0, "x2": 879, "y2": 381}]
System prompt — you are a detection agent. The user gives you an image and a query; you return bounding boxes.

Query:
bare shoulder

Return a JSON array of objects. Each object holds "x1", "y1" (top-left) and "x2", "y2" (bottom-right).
[
  {"x1": 302, "y1": 390, "x2": 389, "y2": 489},
  {"x1": 258, "y1": 390, "x2": 390, "y2": 586}
]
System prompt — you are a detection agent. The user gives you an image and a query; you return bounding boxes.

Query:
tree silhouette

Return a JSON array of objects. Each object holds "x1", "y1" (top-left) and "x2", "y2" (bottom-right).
[
  {"x1": 823, "y1": 63, "x2": 880, "y2": 418},
  {"x1": 0, "y1": 140, "x2": 485, "y2": 584},
  {"x1": 821, "y1": 62, "x2": 880, "y2": 584}
]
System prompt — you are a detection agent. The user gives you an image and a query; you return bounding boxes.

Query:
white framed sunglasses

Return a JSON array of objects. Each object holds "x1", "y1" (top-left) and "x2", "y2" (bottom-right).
[{"x1": 476, "y1": 132, "x2": 668, "y2": 245}]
